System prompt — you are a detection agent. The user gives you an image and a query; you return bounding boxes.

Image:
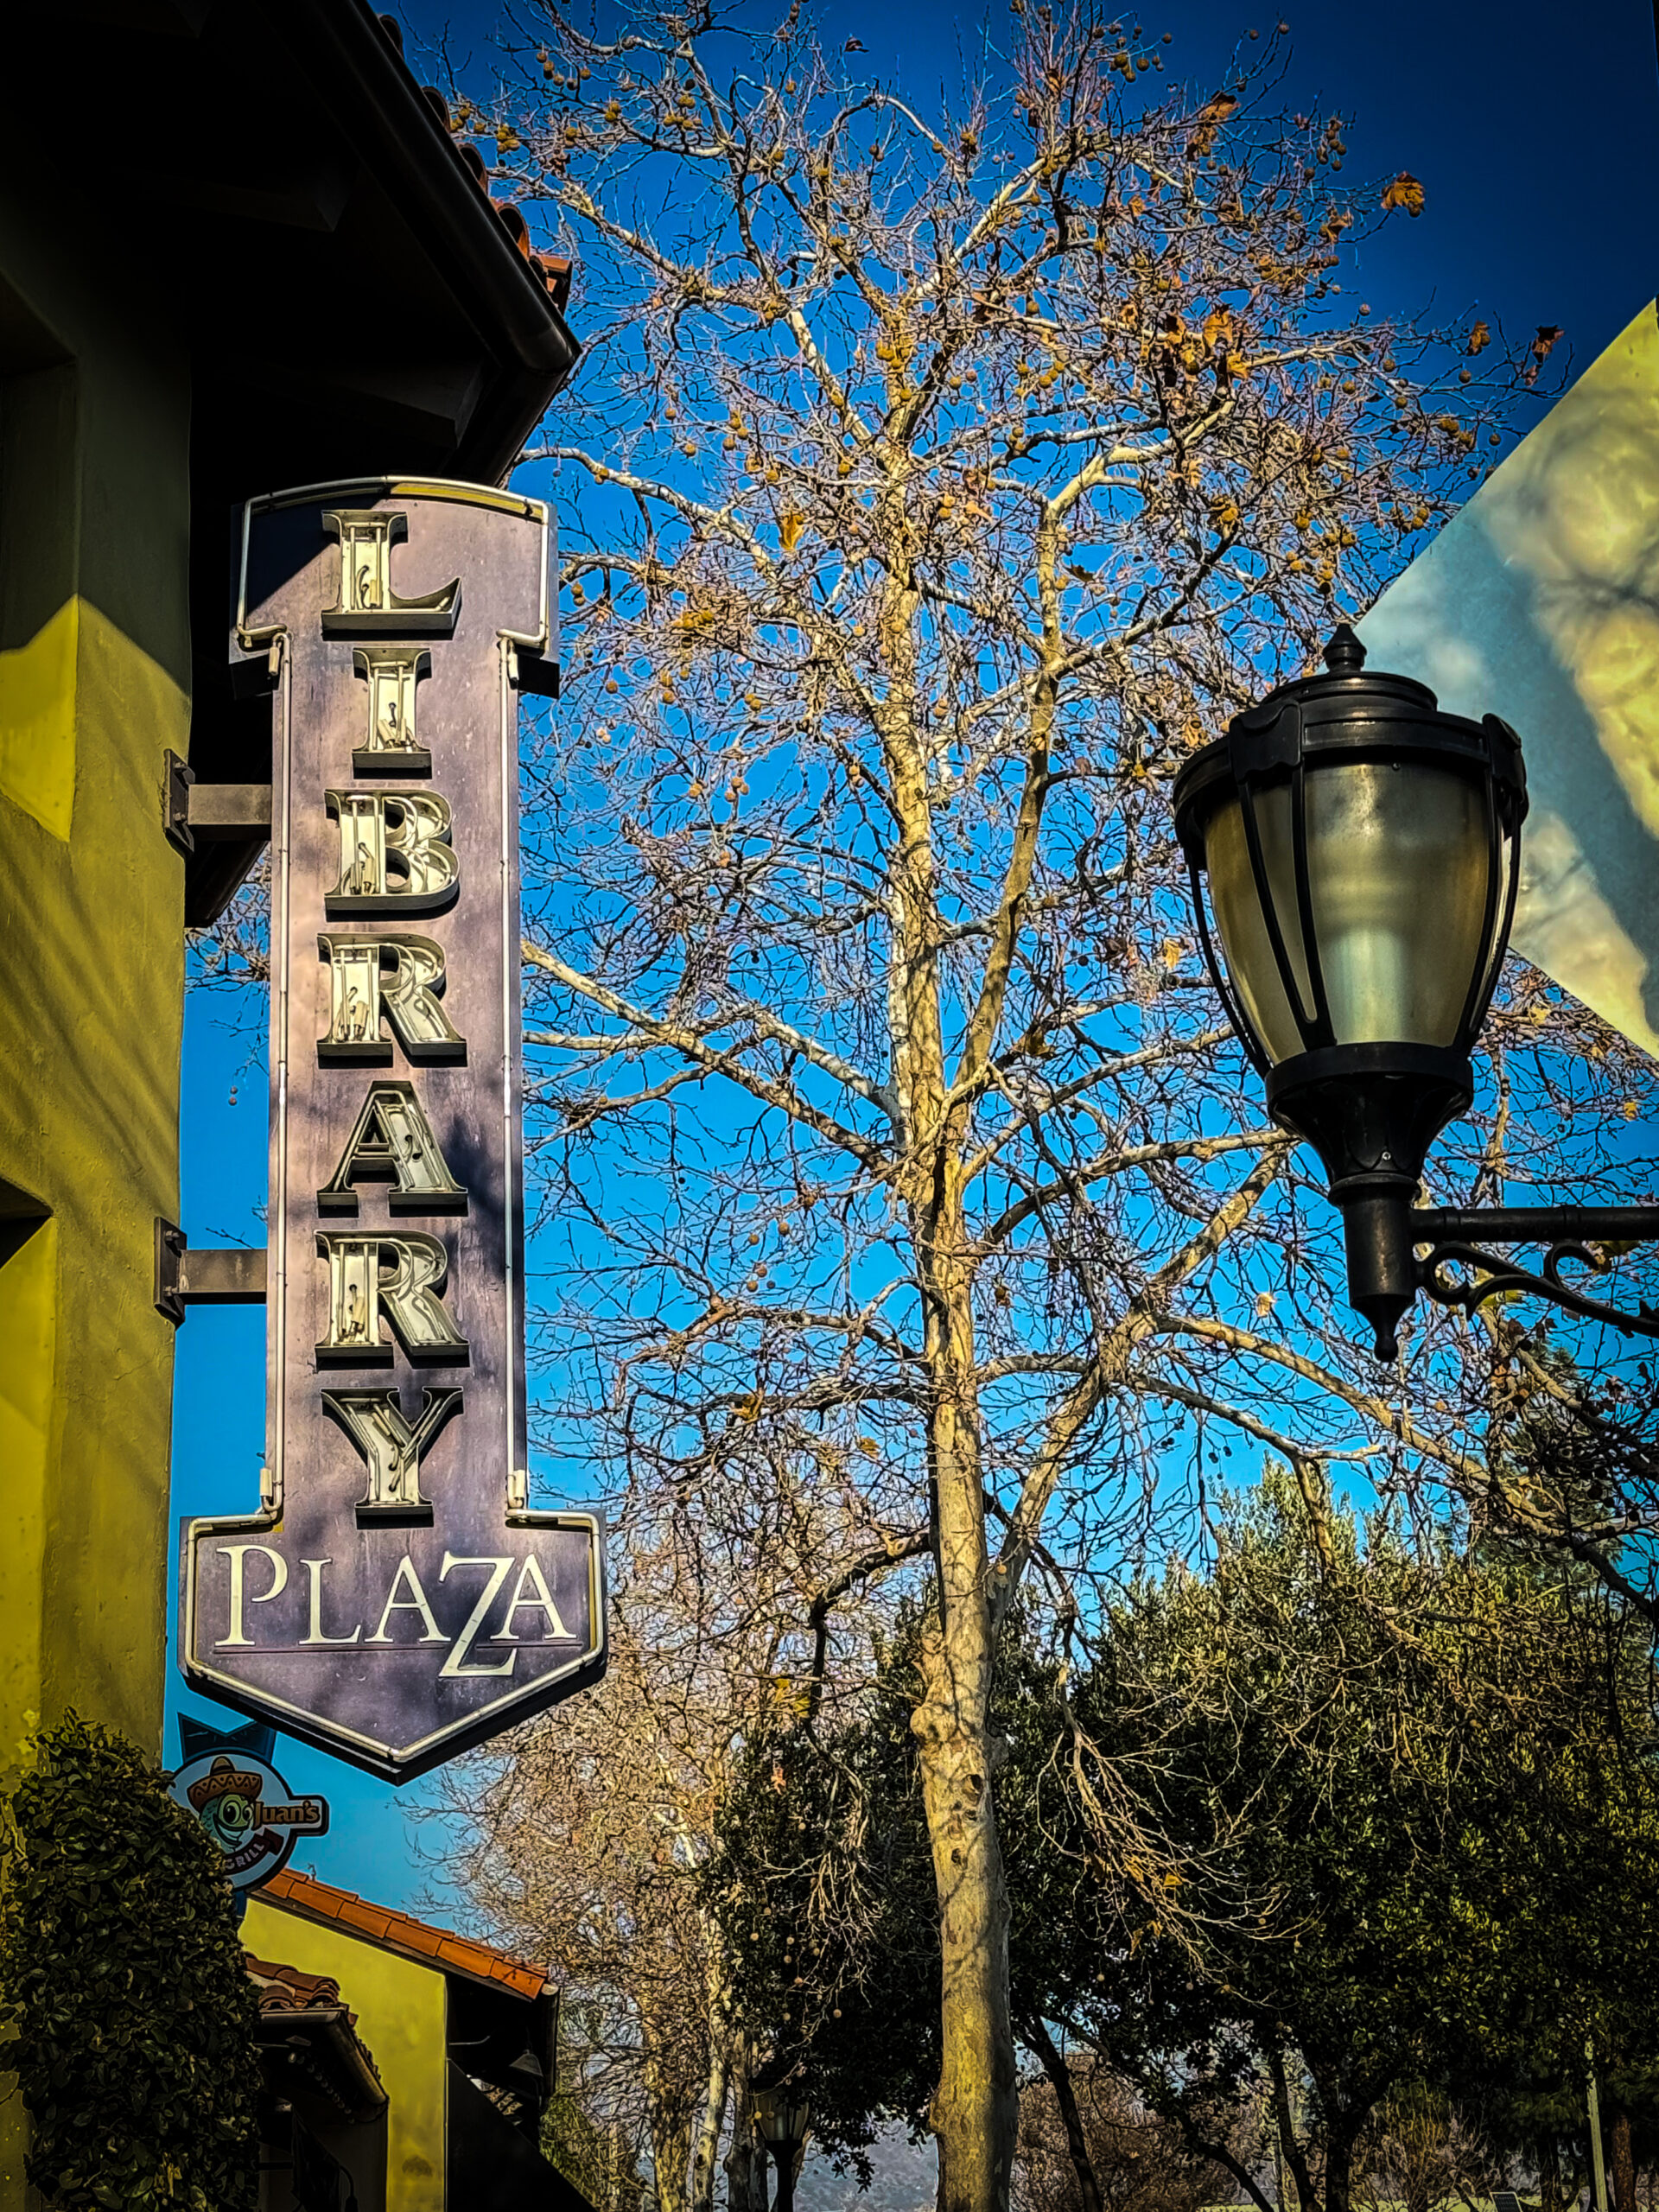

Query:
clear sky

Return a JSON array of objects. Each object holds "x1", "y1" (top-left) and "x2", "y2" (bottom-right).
[
  {"x1": 404, "y1": 0, "x2": 1659, "y2": 376},
  {"x1": 168, "y1": 0, "x2": 1659, "y2": 1932}
]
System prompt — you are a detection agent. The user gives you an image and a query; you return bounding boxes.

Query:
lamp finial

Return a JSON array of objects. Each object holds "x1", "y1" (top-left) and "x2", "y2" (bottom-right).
[{"x1": 1323, "y1": 624, "x2": 1365, "y2": 674}]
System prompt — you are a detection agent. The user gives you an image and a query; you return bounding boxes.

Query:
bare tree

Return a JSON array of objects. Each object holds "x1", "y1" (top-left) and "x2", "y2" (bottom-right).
[
  {"x1": 414, "y1": 5, "x2": 1658, "y2": 2208},
  {"x1": 439, "y1": 1605, "x2": 717, "y2": 2212},
  {"x1": 1356, "y1": 2087, "x2": 1503, "y2": 2212},
  {"x1": 438, "y1": 1479, "x2": 916, "y2": 2212},
  {"x1": 442, "y1": 1592, "x2": 741, "y2": 2210},
  {"x1": 1015, "y1": 2055, "x2": 1248, "y2": 2212}
]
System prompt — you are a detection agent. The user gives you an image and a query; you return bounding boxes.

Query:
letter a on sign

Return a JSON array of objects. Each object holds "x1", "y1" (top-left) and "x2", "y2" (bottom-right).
[{"x1": 181, "y1": 482, "x2": 606, "y2": 1781}]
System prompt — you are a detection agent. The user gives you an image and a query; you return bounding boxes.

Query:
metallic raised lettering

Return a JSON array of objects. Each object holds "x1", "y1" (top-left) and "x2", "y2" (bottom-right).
[
  {"x1": 321, "y1": 510, "x2": 460, "y2": 635},
  {"x1": 497, "y1": 1553, "x2": 571, "y2": 1642},
  {"x1": 326, "y1": 791, "x2": 457, "y2": 916},
  {"x1": 365, "y1": 1554, "x2": 446, "y2": 1643},
  {"x1": 321, "y1": 1386, "x2": 462, "y2": 1513},
  {"x1": 436, "y1": 1554, "x2": 518, "y2": 1679},
  {"x1": 218, "y1": 1544, "x2": 288, "y2": 1647},
  {"x1": 353, "y1": 647, "x2": 431, "y2": 773},
  {"x1": 300, "y1": 1558, "x2": 363, "y2": 1646},
  {"x1": 315, "y1": 1232, "x2": 469, "y2": 1367},
  {"x1": 318, "y1": 1082, "x2": 467, "y2": 1215},
  {"x1": 318, "y1": 933, "x2": 466, "y2": 1065}
]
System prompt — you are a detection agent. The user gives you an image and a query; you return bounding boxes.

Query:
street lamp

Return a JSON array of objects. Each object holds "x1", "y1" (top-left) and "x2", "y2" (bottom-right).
[
  {"x1": 1173, "y1": 626, "x2": 1659, "y2": 1359},
  {"x1": 751, "y1": 2080, "x2": 811, "y2": 2212}
]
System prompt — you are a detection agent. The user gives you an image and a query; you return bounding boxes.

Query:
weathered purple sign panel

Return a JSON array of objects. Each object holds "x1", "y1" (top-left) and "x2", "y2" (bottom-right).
[{"x1": 182, "y1": 480, "x2": 605, "y2": 1781}]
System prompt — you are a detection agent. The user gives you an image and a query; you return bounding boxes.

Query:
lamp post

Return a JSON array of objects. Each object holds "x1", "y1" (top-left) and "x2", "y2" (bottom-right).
[
  {"x1": 507, "y1": 2044, "x2": 546, "y2": 2139},
  {"x1": 1173, "y1": 626, "x2": 1659, "y2": 1359},
  {"x1": 751, "y1": 2080, "x2": 811, "y2": 2212}
]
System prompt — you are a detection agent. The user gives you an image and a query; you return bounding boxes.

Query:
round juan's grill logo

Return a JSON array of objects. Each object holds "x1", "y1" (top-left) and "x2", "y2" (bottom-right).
[{"x1": 169, "y1": 1751, "x2": 328, "y2": 1891}]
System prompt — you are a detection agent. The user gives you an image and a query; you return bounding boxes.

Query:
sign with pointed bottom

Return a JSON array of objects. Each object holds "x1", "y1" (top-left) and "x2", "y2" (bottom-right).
[{"x1": 181, "y1": 480, "x2": 605, "y2": 1783}]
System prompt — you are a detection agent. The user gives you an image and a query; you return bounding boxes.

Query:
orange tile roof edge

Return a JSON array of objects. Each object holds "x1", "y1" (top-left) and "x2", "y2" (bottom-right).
[{"x1": 258, "y1": 1868, "x2": 550, "y2": 2001}]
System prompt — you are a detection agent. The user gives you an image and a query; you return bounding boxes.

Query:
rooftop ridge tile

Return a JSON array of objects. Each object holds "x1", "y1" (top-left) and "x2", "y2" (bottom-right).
[{"x1": 259, "y1": 1868, "x2": 550, "y2": 1999}]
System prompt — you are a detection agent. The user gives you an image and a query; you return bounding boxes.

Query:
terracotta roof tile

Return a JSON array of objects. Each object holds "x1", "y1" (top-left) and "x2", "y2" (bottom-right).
[
  {"x1": 247, "y1": 1955, "x2": 347, "y2": 2015},
  {"x1": 370, "y1": 10, "x2": 575, "y2": 315},
  {"x1": 260, "y1": 1869, "x2": 551, "y2": 2001},
  {"x1": 246, "y1": 1954, "x2": 386, "y2": 2116}
]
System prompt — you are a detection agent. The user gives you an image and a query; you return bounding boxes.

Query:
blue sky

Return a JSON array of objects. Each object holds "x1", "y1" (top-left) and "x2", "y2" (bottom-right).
[
  {"x1": 169, "y1": 0, "x2": 1659, "y2": 1931},
  {"x1": 406, "y1": 0, "x2": 1659, "y2": 376}
]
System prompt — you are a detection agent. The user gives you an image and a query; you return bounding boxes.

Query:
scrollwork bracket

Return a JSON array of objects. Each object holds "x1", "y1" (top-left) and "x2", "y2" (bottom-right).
[{"x1": 1415, "y1": 1215, "x2": 1659, "y2": 1341}]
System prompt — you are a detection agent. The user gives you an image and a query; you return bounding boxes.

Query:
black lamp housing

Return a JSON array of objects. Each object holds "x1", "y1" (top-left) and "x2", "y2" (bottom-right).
[
  {"x1": 751, "y1": 2082, "x2": 811, "y2": 2152},
  {"x1": 1173, "y1": 627, "x2": 1528, "y2": 1358},
  {"x1": 751, "y1": 2078, "x2": 811, "y2": 2212}
]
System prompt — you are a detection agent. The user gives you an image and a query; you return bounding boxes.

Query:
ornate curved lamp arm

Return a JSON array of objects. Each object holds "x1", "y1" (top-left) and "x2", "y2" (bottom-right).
[{"x1": 1414, "y1": 1206, "x2": 1659, "y2": 1341}]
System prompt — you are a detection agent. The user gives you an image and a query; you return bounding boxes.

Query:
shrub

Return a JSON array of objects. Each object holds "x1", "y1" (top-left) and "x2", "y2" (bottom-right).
[{"x1": 0, "y1": 1712, "x2": 261, "y2": 2210}]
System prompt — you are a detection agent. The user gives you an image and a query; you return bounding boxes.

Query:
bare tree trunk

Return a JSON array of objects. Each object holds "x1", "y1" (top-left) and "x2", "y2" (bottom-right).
[
  {"x1": 655, "y1": 2126, "x2": 694, "y2": 2212},
  {"x1": 1325, "y1": 2118, "x2": 1366, "y2": 2212},
  {"x1": 724, "y1": 2041, "x2": 769, "y2": 2212},
  {"x1": 690, "y1": 2044, "x2": 731, "y2": 2212},
  {"x1": 645, "y1": 2056, "x2": 694, "y2": 2212},
  {"x1": 1541, "y1": 2138, "x2": 1566, "y2": 2212},
  {"x1": 1267, "y1": 2045, "x2": 1319, "y2": 2212},
  {"x1": 874, "y1": 514, "x2": 1018, "y2": 2212},
  {"x1": 915, "y1": 1595, "x2": 1017, "y2": 2212},
  {"x1": 690, "y1": 1953, "x2": 734, "y2": 2212},
  {"x1": 911, "y1": 1222, "x2": 1019, "y2": 2212},
  {"x1": 1020, "y1": 2017, "x2": 1104, "y2": 2212},
  {"x1": 1545, "y1": 2135, "x2": 1589, "y2": 2212}
]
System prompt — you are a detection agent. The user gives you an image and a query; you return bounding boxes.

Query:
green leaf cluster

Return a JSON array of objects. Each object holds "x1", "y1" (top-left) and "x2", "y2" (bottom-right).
[
  {"x1": 1114, "y1": 1489, "x2": 1650, "y2": 1988},
  {"x1": 0, "y1": 1712, "x2": 262, "y2": 2211},
  {"x1": 707, "y1": 1473, "x2": 1659, "y2": 2209},
  {"x1": 1050, "y1": 1473, "x2": 1659, "y2": 2203},
  {"x1": 702, "y1": 1631, "x2": 942, "y2": 2175}
]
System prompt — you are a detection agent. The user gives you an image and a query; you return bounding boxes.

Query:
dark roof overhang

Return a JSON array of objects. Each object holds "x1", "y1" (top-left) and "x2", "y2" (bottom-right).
[
  {"x1": 254, "y1": 2005, "x2": 387, "y2": 2128},
  {"x1": 12, "y1": 0, "x2": 579, "y2": 492},
  {"x1": 7, "y1": 0, "x2": 580, "y2": 898},
  {"x1": 273, "y1": 0, "x2": 578, "y2": 484}
]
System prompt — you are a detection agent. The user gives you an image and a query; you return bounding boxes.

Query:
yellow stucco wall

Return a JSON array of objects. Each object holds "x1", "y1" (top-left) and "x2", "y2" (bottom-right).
[
  {"x1": 0, "y1": 187, "x2": 189, "y2": 1765},
  {"x1": 241, "y1": 1899, "x2": 449, "y2": 2212},
  {"x1": 0, "y1": 189, "x2": 192, "y2": 2209},
  {"x1": 0, "y1": 597, "x2": 191, "y2": 1745}
]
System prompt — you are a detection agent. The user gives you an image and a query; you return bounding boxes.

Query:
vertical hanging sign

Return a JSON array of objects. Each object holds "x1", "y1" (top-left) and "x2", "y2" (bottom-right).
[{"x1": 182, "y1": 480, "x2": 605, "y2": 1781}]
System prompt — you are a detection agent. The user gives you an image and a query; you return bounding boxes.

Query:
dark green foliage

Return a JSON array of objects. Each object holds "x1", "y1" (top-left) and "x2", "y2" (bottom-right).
[
  {"x1": 709, "y1": 1477, "x2": 1659, "y2": 2210},
  {"x1": 1047, "y1": 1476, "x2": 1659, "y2": 2207},
  {"x1": 702, "y1": 1604, "x2": 1078, "y2": 2176},
  {"x1": 0, "y1": 1712, "x2": 262, "y2": 2211},
  {"x1": 702, "y1": 1623, "x2": 941, "y2": 2176}
]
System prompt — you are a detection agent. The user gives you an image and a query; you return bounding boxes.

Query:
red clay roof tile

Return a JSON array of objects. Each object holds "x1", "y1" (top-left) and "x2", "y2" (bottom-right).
[
  {"x1": 246, "y1": 1955, "x2": 346, "y2": 2015},
  {"x1": 368, "y1": 10, "x2": 575, "y2": 315},
  {"x1": 245, "y1": 1953, "x2": 387, "y2": 2113},
  {"x1": 260, "y1": 1869, "x2": 550, "y2": 2000}
]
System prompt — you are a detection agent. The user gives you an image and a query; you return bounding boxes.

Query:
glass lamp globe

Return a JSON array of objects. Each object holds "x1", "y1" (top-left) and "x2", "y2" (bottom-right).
[{"x1": 1173, "y1": 626, "x2": 1527, "y2": 1355}]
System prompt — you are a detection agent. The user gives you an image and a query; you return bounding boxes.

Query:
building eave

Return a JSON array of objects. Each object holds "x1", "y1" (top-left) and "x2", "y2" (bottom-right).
[{"x1": 281, "y1": 0, "x2": 579, "y2": 482}]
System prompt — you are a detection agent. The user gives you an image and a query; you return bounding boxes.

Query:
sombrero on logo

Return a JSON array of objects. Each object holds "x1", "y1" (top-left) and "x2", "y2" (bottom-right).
[{"x1": 188, "y1": 1757, "x2": 262, "y2": 1810}]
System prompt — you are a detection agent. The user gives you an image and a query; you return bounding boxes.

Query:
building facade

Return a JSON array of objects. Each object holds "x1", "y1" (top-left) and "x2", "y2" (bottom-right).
[
  {"x1": 1, "y1": 5, "x2": 577, "y2": 2197},
  {"x1": 245, "y1": 1871, "x2": 581, "y2": 2212}
]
